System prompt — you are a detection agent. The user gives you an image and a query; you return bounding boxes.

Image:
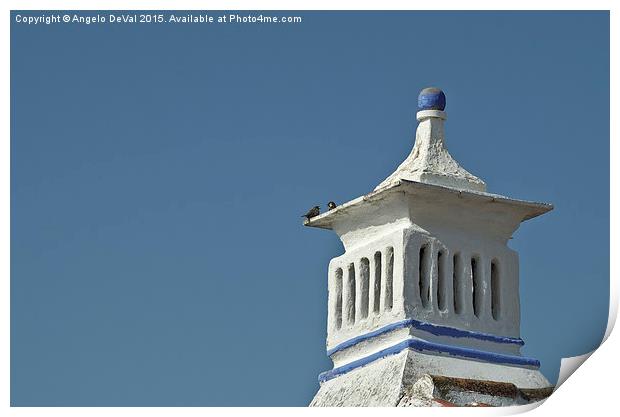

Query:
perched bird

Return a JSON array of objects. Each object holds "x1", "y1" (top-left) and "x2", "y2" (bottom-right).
[
  {"x1": 327, "y1": 201, "x2": 337, "y2": 210},
  {"x1": 302, "y1": 206, "x2": 320, "y2": 220}
]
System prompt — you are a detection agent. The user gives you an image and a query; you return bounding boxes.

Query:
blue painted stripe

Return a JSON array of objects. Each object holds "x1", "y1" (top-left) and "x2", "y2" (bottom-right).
[
  {"x1": 319, "y1": 339, "x2": 540, "y2": 383},
  {"x1": 327, "y1": 320, "x2": 413, "y2": 356},
  {"x1": 327, "y1": 319, "x2": 524, "y2": 356}
]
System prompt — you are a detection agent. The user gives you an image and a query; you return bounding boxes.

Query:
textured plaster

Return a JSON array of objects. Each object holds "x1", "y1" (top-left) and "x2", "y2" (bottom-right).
[
  {"x1": 311, "y1": 350, "x2": 409, "y2": 407},
  {"x1": 397, "y1": 374, "x2": 549, "y2": 407},
  {"x1": 376, "y1": 110, "x2": 486, "y2": 192},
  {"x1": 312, "y1": 349, "x2": 550, "y2": 406}
]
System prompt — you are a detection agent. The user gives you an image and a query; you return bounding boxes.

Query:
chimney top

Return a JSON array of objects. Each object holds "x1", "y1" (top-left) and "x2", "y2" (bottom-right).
[{"x1": 374, "y1": 87, "x2": 486, "y2": 192}]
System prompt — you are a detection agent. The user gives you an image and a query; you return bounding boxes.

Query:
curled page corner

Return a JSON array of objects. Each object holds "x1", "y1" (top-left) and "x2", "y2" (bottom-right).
[
  {"x1": 555, "y1": 351, "x2": 594, "y2": 389},
  {"x1": 551, "y1": 286, "x2": 617, "y2": 394}
]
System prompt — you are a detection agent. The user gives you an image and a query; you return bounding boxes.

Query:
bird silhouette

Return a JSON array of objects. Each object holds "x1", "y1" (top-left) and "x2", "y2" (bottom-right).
[
  {"x1": 302, "y1": 206, "x2": 320, "y2": 220},
  {"x1": 327, "y1": 201, "x2": 337, "y2": 210}
]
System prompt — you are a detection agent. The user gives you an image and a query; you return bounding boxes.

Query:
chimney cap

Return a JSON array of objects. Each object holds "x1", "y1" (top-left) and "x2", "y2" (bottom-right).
[{"x1": 418, "y1": 87, "x2": 446, "y2": 111}]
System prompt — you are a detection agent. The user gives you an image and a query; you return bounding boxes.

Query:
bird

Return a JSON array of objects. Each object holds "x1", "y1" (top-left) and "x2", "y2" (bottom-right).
[
  {"x1": 302, "y1": 206, "x2": 320, "y2": 220},
  {"x1": 327, "y1": 201, "x2": 337, "y2": 210}
]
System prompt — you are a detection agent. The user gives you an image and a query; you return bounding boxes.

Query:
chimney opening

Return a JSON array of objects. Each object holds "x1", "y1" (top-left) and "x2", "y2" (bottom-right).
[
  {"x1": 437, "y1": 250, "x2": 446, "y2": 311},
  {"x1": 334, "y1": 268, "x2": 343, "y2": 330},
  {"x1": 346, "y1": 263, "x2": 356, "y2": 325},
  {"x1": 472, "y1": 257, "x2": 482, "y2": 318},
  {"x1": 385, "y1": 247, "x2": 394, "y2": 311},
  {"x1": 373, "y1": 252, "x2": 382, "y2": 314},
  {"x1": 360, "y1": 258, "x2": 370, "y2": 319},
  {"x1": 453, "y1": 253, "x2": 463, "y2": 314},
  {"x1": 419, "y1": 245, "x2": 430, "y2": 308},
  {"x1": 491, "y1": 260, "x2": 501, "y2": 321}
]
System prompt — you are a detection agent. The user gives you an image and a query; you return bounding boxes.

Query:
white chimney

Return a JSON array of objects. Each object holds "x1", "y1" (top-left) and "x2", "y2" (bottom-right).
[{"x1": 305, "y1": 88, "x2": 554, "y2": 407}]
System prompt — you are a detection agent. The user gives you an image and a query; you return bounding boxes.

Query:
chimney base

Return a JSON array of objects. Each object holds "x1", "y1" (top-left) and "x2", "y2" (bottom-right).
[{"x1": 310, "y1": 349, "x2": 551, "y2": 407}]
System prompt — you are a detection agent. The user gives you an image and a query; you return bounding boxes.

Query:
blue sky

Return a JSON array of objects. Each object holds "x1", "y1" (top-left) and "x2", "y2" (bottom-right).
[{"x1": 11, "y1": 11, "x2": 609, "y2": 406}]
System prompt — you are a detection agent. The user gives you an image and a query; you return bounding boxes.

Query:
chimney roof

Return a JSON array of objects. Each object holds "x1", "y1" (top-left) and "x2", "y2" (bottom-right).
[
  {"x1": 375, "y1": 87, "x2": 486, "y2": 192},
  {"x1": 304, "y1": 179, "x2": 552, "y2": 230}
]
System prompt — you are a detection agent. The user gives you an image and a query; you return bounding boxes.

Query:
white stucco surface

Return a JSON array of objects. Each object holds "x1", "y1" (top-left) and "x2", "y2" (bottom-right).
[
  {"x1": 375, "y1": 110, "x2": 486, "y2": 192},
  {"x1": 305, "y1": 92, "x2": 553, "y2": 406},
  {"x1": 319, "y1": 183, "x2": 550, "y2": 355},
  {"x1": 311, "y1": 349, "x2": 550, "y2": 407}
]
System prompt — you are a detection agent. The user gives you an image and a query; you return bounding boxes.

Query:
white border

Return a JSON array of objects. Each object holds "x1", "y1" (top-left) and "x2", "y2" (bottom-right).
[{"x1": 3, "y1": 1, "x2": 616, "y2": 415}]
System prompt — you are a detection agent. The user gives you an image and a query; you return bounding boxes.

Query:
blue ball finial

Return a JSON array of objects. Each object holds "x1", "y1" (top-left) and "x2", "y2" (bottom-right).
[{"x1": 417, "y1": 87, "x2": 446, "y2": 111}]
